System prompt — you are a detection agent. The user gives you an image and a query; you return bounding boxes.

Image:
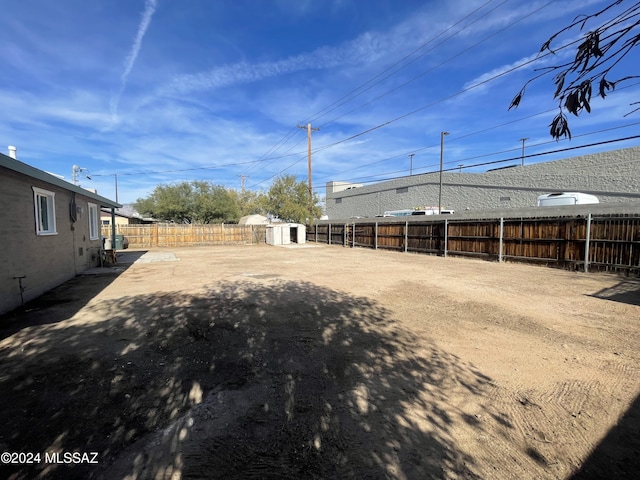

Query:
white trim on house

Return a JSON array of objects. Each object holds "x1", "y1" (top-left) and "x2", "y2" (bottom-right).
[
  {"x1": 32, "y1": 186, "x2": 57, "y2": 235},
  {"x1": 88, "y1": 203, "x2": 99, "y2": 240}
]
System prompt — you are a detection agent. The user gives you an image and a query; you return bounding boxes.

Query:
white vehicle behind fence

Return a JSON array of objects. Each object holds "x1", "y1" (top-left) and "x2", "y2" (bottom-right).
[
  {"x1": 412, "y1": 208, "x2": 454, "y2": 215},
  {"x1": 383, "y1": 207, "x2": 454, "y2": 217},
  {"x1": 382, "y1": 209, "x2": 415, "y2": 217},
  {"x1": 536, "y1": 192, "x2": 599, "y2": 207}
]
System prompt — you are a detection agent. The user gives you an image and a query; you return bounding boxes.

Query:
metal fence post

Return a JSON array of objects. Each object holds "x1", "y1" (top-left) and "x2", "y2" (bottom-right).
[
  {"x1": 585, "y1": 213, "x2": 592, "y2": 273},
  {"x1": 404, "y1": 220, "x2": 408, "y2": 253},
  {"x1": 499, "y1": 217, "x2": 504, "y2": 263},
  {"x1": 344, "y1": 224, "x2": 347, "y2": 247},
  {"x1": 329, "y1": 223, "x2": 332, "y2": 245},
  {"x1": 375, "y1": 222, "x2": 378, "y2": 250},
  {"x1": 443, "y1": 219, "x2": 448, "y2": 257},
  {"x1": 352, "y1": 223, "x2": 356, "y2": 248}
]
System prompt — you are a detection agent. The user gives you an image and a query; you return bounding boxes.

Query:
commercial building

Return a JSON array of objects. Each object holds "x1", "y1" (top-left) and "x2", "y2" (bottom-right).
[{"x1": 325, "y1": 146, "x2": 640, "y2": 219}]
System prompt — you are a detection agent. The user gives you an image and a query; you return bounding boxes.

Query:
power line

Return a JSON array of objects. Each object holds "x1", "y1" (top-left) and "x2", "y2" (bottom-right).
[
  {"x1": 115, "y1": 1, "x2": 564, "y2": 188},
  {"x1": 280, "y1": 46, "x2": 638, "y2": 185},
  {"x1": 321, "y1": 119, "x2": 640, "y2": 184},
  {"x1": 235, "y1": 1, "x2": 506, "y2": 180},
  {"x1": 101, "y1": 116, "x2": 640, "y2": 187},
  {"x1": 316, "y1": 0, "x2": 547, "y2": 130},
  {"x1": 311, "y1": 134, "x2": 640, "y2": 190},
  {"x1": 305, "y1": 0, "x2": 505, "y2": 127}
]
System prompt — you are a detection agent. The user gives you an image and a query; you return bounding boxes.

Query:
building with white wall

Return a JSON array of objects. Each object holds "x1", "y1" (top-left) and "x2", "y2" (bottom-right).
[{"x1": 325, "y1": 146, "x2": 640, "y2": 219}]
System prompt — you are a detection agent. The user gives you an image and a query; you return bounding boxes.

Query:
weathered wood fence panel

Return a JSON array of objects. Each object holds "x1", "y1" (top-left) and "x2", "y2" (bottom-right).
[
  {"x1": 590, "y1": 216, "x2": 640, "y2": 272},
  {"x1": 353, "y1": 224, "x2": 375, "y2": 249},
  {"x1": 101, "y1": 224, "x2": 266, "y2": 248},
  {"x1": 309, "y1": 215, "x2": 640, "y2": 276},
  {"x1": 407, "y1": 222, "x2": 441, "y2": 254}
]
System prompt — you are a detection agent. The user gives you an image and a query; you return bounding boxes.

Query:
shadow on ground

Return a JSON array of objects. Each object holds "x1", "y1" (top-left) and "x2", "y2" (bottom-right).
[
  {"x1": 589, "y1": 279, "x2": 640, "y2": 306},
  {"x1": 0, "y1": 251, "x2": 146, "y2": 342},
  {"x1": 570, "y1": 392, "x2": 640, "y2": 479},
  {"x1": 0, "y1": 277, "x2": 497, "y2": 479}
]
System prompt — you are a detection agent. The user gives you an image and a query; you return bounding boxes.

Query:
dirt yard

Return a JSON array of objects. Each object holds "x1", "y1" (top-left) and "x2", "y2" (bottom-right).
[{"x1": 0, "y1": 244, "x2": 638, "y2": 480}]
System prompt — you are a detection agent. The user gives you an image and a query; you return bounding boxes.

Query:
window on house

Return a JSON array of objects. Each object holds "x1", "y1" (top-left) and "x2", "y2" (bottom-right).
[
  {"x1": 396, "y1": 187, "x2": 409, "y2": 194},
  {"x1": 88, "y1": 203, "x2": 99, "y2": 240},
  {"x1": 32, "y1": 187, "x2": 57, "y2": 235},
  {"x1": 335, "y1": 198, "x2": 342, "y2": 204}
]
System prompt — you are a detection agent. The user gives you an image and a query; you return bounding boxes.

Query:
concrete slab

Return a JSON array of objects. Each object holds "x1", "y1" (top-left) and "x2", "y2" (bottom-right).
[
  {"x1": 134, "y1": 252, "x2": 179, "y2": 263},
  {"x1": 79, "y1": 267, "x2": 125, "y2": 275}
]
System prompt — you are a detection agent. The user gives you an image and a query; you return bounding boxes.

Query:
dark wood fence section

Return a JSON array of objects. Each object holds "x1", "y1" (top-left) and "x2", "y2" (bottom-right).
[{"x1": 308, "y1": 214, "x2": 640, "y2": 275}]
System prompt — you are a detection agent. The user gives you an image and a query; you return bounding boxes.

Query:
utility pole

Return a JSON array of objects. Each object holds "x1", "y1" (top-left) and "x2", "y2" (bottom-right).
[
  {"x1": 409, "y1": 153, "x2": 415, "y2": 176},
  {"x1": 520, "y1": 138, "x2": 529, "y2": 167},
  {"x1": 297, "y1": 123, "x2": 319, "y2": 217},
  {"x1": 239, "y1": 175, "x2": 247, "y2": 193},
  {"x1": 438, "y1": 131, "x2": 449, "y2": 213}
]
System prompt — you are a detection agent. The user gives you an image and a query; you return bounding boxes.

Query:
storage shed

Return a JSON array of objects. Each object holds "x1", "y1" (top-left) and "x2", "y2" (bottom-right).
[
  {"x1": 238, "y1": 214, "x2": 270, "y2": 225},
  {"x1": 265, "y1": 223, "x2": 306, "y2": 245}
]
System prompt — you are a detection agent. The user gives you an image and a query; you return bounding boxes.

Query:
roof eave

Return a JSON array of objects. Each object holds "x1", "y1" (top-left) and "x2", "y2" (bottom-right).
[{"x1": 1, "y1": 152, "x2": 121, "y2": 208}]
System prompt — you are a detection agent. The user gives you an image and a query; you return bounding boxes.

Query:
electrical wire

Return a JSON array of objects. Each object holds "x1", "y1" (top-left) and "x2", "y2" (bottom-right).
[
  {"x1": 322, "y1": 119, "x2": 640, "y2": 185},
  {"x1": 98, "y1": 4, "x2": 638, "y2": 189},
  {"x1": 235, "y1": 0, "x2": 506, "y2": 179},
  {"x1": 306, "y1": 0, "x2": 505, "y2": 126},
  {"x1": 259, "y1": 5, "x2": 569, "y2": 182},
  {"x1": 312, "y1": 134, "x2": 640, "y2": 190}
]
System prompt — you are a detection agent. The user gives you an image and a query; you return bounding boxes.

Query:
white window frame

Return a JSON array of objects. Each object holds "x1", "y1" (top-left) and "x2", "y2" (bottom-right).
[
  {"x1": 32, "y1": 187, "x2": 57, "y2": 235},
  {"x1": 88, "y1": 203, "x2": 99, "y2": 240}
]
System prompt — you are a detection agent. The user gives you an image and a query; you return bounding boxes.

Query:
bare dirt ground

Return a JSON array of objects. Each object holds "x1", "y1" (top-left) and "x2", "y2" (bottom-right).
[{"x1": 0, "y1": 244, "x2": 638, "y2": 480}]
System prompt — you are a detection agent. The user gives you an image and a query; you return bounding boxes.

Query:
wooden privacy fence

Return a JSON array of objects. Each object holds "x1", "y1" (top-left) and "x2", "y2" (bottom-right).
[
  {"x1": 101, "y1": 224, "x2": 266, "y2": 248},
  {"x1": 308, "y1": 214, "x2": 640, "y2": 275}
]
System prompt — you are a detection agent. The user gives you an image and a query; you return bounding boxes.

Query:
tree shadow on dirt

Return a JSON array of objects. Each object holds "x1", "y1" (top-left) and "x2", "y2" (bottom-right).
[
  {"x1": 570, "y1": 392, "x2": 640, "y2": 479},
  {"x1": 0, "y1": 251, "x2": 147, "y2": 341},
  {"x1": 588, "y1": 279, "x2": 640, "y2": 306},
  {"x1": 0, "y1": 278, "x2": 498, "y2": 479}
]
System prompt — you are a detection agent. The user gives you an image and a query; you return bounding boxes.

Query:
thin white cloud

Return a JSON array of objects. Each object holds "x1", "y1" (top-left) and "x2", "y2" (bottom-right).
[
  {"x1": 0, "y1": 89, "x2": 113, "y2": 128},
  {"x1": 110, "y1": 0, "x2": 158, "y2": 119},
  {"x1": 156, "y1": 0, "x2": 567, "y2": 99},
  {"x1": 462, "y1": 51, "x2": 546, "y2": 92},
  {"x1": 161, "y1": 31, "x2": 389, "y2": 96}
]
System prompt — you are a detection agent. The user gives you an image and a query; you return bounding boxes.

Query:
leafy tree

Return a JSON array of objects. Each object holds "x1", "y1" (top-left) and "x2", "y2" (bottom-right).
[
  {"x1": 234, "y1": 189, "x2": 269, "y2": 217},
  {"x1": 266, "y1": 175, "x2": 322, "y2": 223},
  {"x1": 195, "y1": 181, "x2": 239, "y2": 223},
  {"x1": 509, "y1": 1, "x2": 640, "y2": 139},
  {"x1": 135, "y1": 181, "x2": 240, "y2": 223}
]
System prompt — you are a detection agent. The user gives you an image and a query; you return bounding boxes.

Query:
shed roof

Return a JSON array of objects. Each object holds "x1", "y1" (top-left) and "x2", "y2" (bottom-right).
[
  {"x1": 0, "y1": 152, "x2": 121, "y2": 208},
  {"x1": 238, "y1": 214, "x2": 270, "y2": 225}
]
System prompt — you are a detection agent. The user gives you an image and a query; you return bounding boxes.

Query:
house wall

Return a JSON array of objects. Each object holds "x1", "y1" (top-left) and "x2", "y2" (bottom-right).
[
  {"x1": 326, "y1": 146, "x2": 640, "y2": 219},
  {"x1": 101, "y1": 214, "x2": 129, "y2": 226},
  {"x1": 0, "y1": 168, "x2": 103, "y2": 314},
  {"x1": 100, "y1": 214, "x2": 146, "y2": 226}
]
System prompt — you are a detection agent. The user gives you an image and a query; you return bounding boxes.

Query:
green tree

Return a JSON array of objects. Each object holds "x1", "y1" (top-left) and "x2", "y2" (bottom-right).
[
  {"x1": 509, "y1": 1, "x2": 640, "y2": 139},
  {"x1": 265, "y1": 175, "x2": 322, "y2": 223},
  {"x1": 135, "y1": 181, "x2": 240, "y2": 224},
  {"x1": 234, "y1": 189, "x2": 269, "y2": 217}
]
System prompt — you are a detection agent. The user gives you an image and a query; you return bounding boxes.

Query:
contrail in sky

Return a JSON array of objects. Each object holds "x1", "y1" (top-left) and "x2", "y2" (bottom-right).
[{"x1": 111, "y1": 0, "x2": 158, "y2": 119}]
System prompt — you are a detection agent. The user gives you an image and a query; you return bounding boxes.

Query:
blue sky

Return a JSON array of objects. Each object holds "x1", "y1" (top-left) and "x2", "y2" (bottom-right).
[{"x1": 1, "y1": 0, "x2": 639, "y2": 204}]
